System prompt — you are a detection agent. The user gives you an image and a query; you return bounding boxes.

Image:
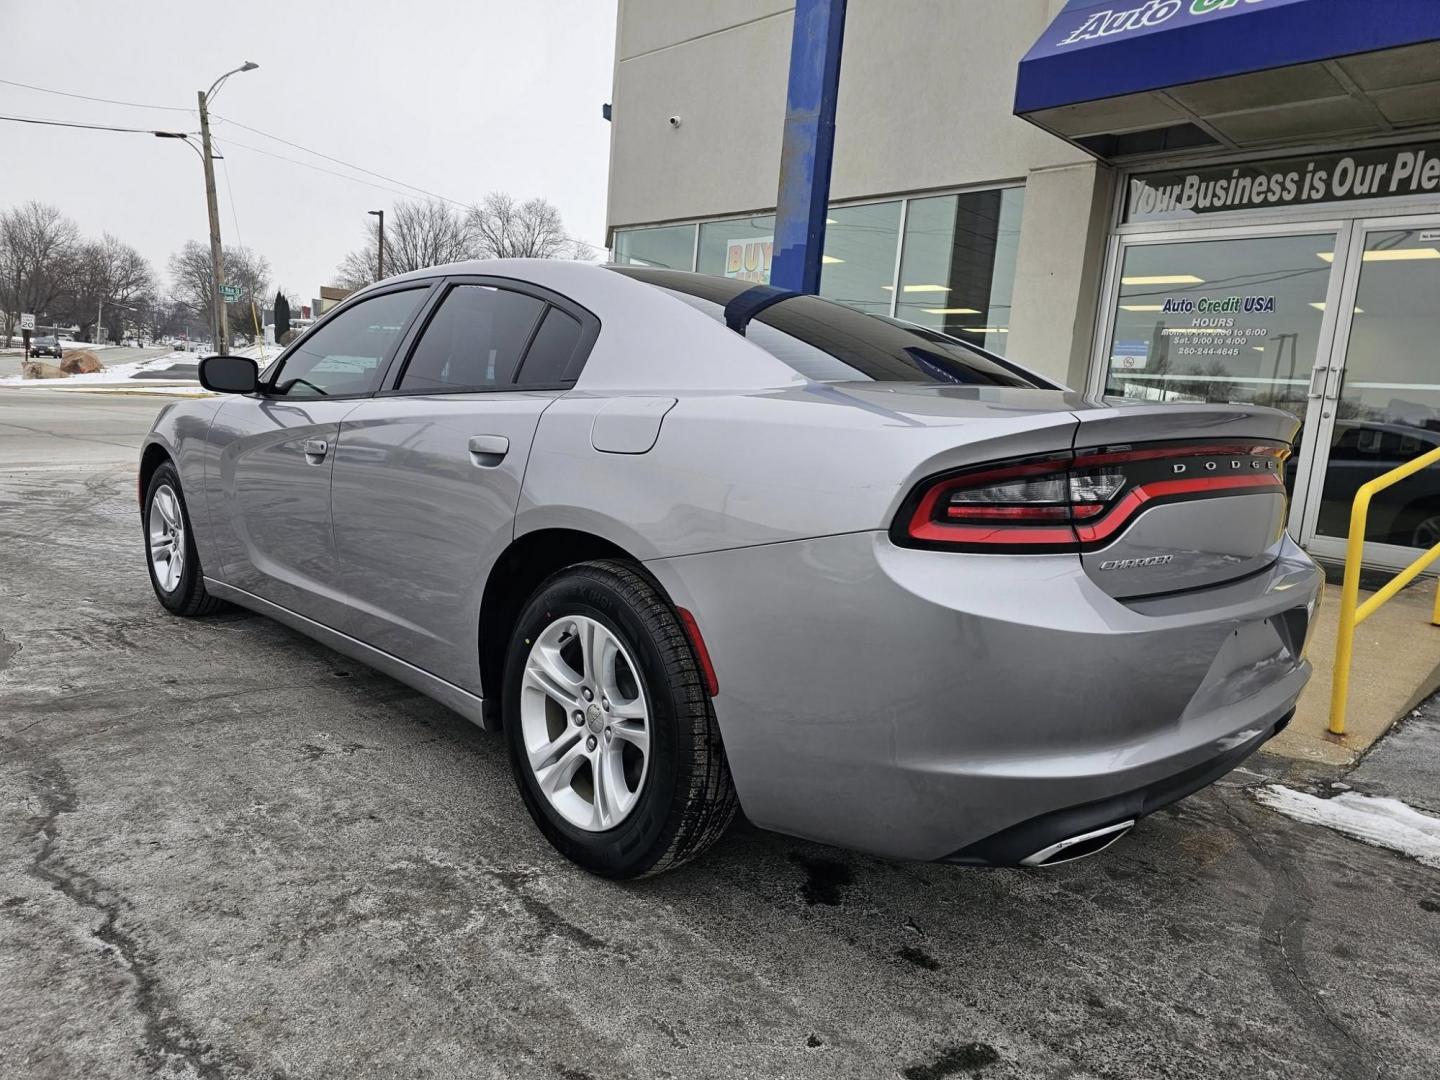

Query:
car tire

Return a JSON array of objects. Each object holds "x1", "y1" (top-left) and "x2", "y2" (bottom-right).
[
  {"x1": 503, "y1": 559, "x2": 738, "y2": 878},
  {"x1": 143, "y1": 461, "x2": 221, "y2": 617}
]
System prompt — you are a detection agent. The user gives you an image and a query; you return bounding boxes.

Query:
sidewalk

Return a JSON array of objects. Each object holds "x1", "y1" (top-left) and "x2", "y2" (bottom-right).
[{"x1": 1268, "y1": 577, "x2": 1440, "y2": 767}]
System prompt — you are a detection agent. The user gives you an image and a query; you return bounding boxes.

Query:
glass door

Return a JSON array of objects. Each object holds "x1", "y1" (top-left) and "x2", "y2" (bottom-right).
[
  {"x1": 1097, "y1": 225, "x2": 1349, "y2": 538},
  {"x1": 1302, "y1": 215, "x2": 1440, "y2": 568}
]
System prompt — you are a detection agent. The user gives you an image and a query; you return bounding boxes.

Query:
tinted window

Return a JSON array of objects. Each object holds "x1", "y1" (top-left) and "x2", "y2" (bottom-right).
[
  {"x1": 517, "y1": 307, "x2": 583, "y2": 385},
  {"x1": 611, "y1": 267, "x2": 1039, "y2": 387},
  {"x1": 399, "y1": 285, "x2": 545, "y2": 392},
  {"x1": 271, "y1": 289, "x2": 424, "y2": 398}
]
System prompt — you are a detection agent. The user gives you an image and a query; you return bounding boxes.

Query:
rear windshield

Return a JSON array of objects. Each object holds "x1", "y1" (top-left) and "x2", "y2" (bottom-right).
[{"x1": 609, "y1": 266, "x2": 1041, "y2": 388}]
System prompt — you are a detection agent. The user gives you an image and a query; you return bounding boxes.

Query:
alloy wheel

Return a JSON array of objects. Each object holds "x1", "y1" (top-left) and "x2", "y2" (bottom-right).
[
  {"x1": 519, "y1": 614, "x2": 650, "y2": 832},
  {"x1": 147, "y1": 484, "x2": 186, "y2": 593}
]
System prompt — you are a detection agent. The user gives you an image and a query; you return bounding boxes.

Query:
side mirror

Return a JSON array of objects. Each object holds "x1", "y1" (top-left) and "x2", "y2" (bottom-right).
[{"x1": 198, "y1": 354, "x2": 259, "y2": 394}]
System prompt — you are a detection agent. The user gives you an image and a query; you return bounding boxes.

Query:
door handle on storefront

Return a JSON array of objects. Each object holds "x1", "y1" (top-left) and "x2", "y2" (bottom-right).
[
  {"x1": 1325, "y1": 366, "x2": 1344, "y2": 399},
  {"x1": 1307, "y1": 367, "x2": 1328, "y2": 399}
]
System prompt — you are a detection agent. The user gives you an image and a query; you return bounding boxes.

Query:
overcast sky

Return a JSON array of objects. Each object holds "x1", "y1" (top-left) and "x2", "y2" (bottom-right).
[{"x1": 1, "y1": 0, "x2": 618, "y2": 304}]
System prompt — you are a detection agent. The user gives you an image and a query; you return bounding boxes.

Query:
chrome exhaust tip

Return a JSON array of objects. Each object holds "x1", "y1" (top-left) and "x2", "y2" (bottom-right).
[{"x1": 1019, "y1": 819, "x2": 1136, "y2": 867}]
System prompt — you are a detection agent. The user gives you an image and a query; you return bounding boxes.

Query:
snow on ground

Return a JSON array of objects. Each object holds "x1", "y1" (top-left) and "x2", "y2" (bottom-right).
[
  {"x1": 0, "y1": 344, "x2": 267, "y2": 394},
  {"x1": 1254, "y1": 784, "x2": 1440, "y2": 869},
  {"x1": 0, "y1": 350, "x2": 192, "y2": 387}
]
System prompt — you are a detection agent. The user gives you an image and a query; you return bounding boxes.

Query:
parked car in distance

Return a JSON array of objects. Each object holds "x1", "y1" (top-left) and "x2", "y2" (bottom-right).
[
  {"x1": 139, "y1": 260, "x2": 1323, "y2": 878},
  {"x1": 29, "y1": 335, "x2": 63, "y2": 358}
]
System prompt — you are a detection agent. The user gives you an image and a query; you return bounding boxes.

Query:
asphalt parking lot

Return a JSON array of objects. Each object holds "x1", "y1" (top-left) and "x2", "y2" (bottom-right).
[{"x1": 2, "y1": 391, "x2": 1438, "y2": 1080}]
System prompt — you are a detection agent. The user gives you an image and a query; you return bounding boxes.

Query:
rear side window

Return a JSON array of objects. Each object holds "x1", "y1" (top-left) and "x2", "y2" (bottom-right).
[
  {"x1": 399, "y1": 285, "x2": 545, "y2": 391},
  {"x1": 517, "y1": 307, "x2": 584, "y2": 385},
  {"x1": 610, "y1": 266, "x2": 1039, "y2": 388}
]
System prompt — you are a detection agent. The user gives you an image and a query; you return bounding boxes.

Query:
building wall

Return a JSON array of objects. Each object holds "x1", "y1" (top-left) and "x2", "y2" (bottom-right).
[{"x1": 605, "y1": 0, "x2": 1113, "y2": 384}]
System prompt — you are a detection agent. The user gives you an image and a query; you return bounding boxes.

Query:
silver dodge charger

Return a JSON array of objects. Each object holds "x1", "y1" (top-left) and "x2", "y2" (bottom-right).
[{"x1": 138, "y1": 259, "x2": 1322, "y2": 877}]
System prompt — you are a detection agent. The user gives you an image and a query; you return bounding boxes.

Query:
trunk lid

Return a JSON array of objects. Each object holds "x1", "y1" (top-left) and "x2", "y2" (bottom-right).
[{"x1": 1068, "y1": 403, "x2": 1299, "y2": 599}]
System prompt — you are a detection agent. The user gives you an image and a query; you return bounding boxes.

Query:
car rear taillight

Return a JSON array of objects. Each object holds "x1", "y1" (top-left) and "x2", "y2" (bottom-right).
[{"x1": 894, "y1": 440, "x2": 1290, "y2": 553}]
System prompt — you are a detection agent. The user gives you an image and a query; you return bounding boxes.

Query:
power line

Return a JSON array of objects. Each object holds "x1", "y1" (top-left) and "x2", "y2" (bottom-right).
[
  {"x1": 214, "y1": 134, "x2": 453, "y2": 203},
  {"x1": 0, "y1": 77, "x2": 191, "y2": 112},
  {"x1": 211, "y1": 112, "x2": 467, "y2": 208},
  {"x1": 0, "y1": 112, "x2": 179, "y2": 135}
]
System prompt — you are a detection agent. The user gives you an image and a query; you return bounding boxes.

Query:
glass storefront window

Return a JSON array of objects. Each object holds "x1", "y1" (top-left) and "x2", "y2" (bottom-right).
[
  {"x1": 698, "y1": 214, "x2": 776, "y2": 281},
  {"x1": 655, "y1": 188, "x2": 1024, "y2": 333},
  {"x1": 817, "y1": 201, "x2": 901, "y2": 316},
  {"x1": 895, "y1": 187, "x2": 1024, "y2": 355},
  {"x1": 612, "y1": 224, "x2": 696, "y2": 270},
  {"x1": 1103, "y1": 233, "x2": 1335, "y2": 419}
]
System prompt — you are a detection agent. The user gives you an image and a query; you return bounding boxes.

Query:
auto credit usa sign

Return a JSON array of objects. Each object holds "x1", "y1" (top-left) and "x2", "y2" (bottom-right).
[
  {"x1": 1126, "y1": 141, "x2": 1440, "y2": 221},
  {"x1": 1048, "y1": 0, "x2": 1297, "y2": 49}
]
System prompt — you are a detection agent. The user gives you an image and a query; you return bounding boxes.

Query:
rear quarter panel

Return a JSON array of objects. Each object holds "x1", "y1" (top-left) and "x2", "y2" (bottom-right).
[{"x1": 518, "y1": 385, "x2": 1089, "y2": 557}]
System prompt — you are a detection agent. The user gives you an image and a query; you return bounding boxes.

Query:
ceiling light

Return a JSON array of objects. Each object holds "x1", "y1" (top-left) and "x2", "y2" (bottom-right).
[
  {"x1": 880, "y1": 285, "x2": 893, "y2": 291},
  {"x1": 825, "y1": 218, "x2": 838, "y2": 225},
  {"x1": 1252, "y1": 346, "x2": 1265, "y2": 352},
  {"x1": 821, "y1": 255, "x2": 844, "y2": 264},
  {"x1": 956, "y1": 327, "x2": 1009, "y2": 334},
  {"x1": 1363, "y1": 247, "x2": 1440, "y2": 261},
  {"x1": 1308, "y1": 302, "x2": 1364, "y2": 312},
  {"x1": 1319, "y1": 248, "x2": 1440, "y2": 263},
  {"x1": 902, "y1": 284, "x2": 950, "y2": 293},
  {"x1": 923, "y1": 307, "x2": 981, "y2": 315},
  {"x1": 1120, "y1": 304, "x2": 1164, "y2": 312},
  {"x1": 1120, "y1": 274, "x2": 1204, "y2": 285}
]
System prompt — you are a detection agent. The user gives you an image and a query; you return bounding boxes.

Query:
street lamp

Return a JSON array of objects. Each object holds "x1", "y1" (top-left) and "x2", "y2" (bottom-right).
[
  {"x1": 368, "y1": 209, "x2": 385, "y2": 281},
  {"x1": 194, "y1": 61, "x2": 258, "y2": 355}
]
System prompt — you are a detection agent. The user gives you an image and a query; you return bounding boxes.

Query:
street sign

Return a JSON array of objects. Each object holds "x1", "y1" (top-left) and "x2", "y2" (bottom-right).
[
  {"x1": 218, "y1": 284, "x2": 241, "y2": 302},
  {"x1": 19, "y1": 313, "x2": 35, "y2": 331}
]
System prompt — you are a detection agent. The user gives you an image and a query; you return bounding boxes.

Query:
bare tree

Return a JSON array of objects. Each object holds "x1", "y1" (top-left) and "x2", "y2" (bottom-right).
[
  {"x1": 0, "y1": 201, "x2": 80, "y2": 345},
  {"x1": 169, "y1": 241, "x2": 272, "y2": 345},
  {"x1": 468, "y1": 193, "x2": 592, "y2": 260},
  {"x1": 58, "y1": 234, "x2": 157, "y2": 343},
  {"x1": 336, "y1": 199, "x2": 473, "y2": 288}
]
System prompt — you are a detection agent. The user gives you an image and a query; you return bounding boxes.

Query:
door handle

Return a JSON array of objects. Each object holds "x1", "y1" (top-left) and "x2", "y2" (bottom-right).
[
  {"x1": 1306, "y1": 367, "x2": 1328, "y2": 399},
  {"x1": 303, "y1": 438, "x2": 328, "y2": 461},
  {"x1": 468, "y1": 434, "x2": 509, "y2": 467}
]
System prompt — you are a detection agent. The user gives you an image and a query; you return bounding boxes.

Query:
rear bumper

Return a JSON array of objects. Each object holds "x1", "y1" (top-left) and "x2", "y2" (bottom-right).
[
  {"x1": 944, "y1": 709, "x2": 1289, "y2": 865},
  {"x1": 644, "y1": 531, "x2": 1322, "y2": 863}
]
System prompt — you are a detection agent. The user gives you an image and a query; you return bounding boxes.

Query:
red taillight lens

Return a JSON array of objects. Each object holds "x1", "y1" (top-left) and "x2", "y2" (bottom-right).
[{"x1": 895, "y1": 440, "x2": 1289, "y2": 553}]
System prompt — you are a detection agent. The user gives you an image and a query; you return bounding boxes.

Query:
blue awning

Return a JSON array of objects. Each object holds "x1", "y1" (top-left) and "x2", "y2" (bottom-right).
[{"x1": 1016, "y1": 0, "x2": 1440, "y2": 157}]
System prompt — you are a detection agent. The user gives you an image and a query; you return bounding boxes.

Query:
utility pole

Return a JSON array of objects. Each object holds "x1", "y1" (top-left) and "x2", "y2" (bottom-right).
[
  {"x1": 96, "y1": 297, "x2": 104, "y2": 346},
  {"x1": 197, "y1": 89, "x2": 229, "y2": 355},
  {"x1": 369, "y1": 209, "x2": 385, "y2": 281}
]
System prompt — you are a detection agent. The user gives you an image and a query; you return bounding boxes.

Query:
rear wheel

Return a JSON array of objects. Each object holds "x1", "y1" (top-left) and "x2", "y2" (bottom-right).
[
  {"x1": 503, "y1": 560, "x2": 737, "y2": 878},
  {"x1": 143, "y1": 462, "x2": 220, "y2": 617}
]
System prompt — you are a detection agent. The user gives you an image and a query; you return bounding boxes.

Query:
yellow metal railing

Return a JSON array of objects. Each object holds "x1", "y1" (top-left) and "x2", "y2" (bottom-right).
[{"x1": 1329, "y1": 444, "x2": 1440, "y2": 736}]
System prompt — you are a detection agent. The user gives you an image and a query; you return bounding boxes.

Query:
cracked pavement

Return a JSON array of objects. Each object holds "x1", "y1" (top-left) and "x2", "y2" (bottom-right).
[{"x1": 1, "y1": 391, "x2": 1438, "y2": 1080}]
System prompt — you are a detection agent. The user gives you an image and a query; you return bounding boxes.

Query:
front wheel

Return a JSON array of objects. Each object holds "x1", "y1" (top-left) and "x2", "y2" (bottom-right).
[
  {"x1": 503, "y1": 560, "x2": 738, "y2": 878},
  {"x1": 143, "y1": 461, "x2": 220, "y2": 617}
]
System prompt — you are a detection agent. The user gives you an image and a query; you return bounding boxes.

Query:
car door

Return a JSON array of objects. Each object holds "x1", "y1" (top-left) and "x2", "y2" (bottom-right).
[
  {"x1": 329, "y1": 276, "x2": 597, "y2": 692},
  {"x1": 205, "y1": 284, "x2": 432, "y2": 628}
]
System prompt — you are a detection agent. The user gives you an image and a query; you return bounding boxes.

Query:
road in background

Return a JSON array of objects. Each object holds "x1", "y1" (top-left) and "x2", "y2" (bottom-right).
[
  {"x1": 0, "y1": 389, "x2": 173, "y2": 468},
  {"x1": 1, "y1": 395, "x2": 1438, "y2": 1080}
]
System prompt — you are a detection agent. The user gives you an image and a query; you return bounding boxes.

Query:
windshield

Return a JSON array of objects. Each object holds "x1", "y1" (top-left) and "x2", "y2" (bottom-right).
[{"x1": 610, "y1": 266, "x2": 1043, "y2": 388}]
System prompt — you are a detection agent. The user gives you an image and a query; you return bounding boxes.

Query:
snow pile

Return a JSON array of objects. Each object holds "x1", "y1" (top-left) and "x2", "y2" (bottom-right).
[
  {"x1": 1254, "y1": 785, "x2": 1440, "y2": 869},
  {"x1": 0, "y1": 350, "x2": 192, "y2": 386}
]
